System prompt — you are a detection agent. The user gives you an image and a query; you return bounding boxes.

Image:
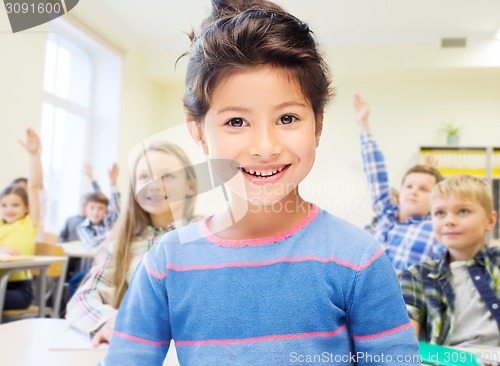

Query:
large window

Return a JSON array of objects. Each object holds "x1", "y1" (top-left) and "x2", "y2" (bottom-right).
[{"x1": 41, "y1": 20, "x2": 121, "y2": 234}]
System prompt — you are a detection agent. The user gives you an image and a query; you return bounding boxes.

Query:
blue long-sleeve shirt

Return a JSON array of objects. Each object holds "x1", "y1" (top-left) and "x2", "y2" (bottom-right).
[
  {"x1": 360, "y1": 131, "x2": 443, "y2": 274},
  {"x1": 99, "y1": 205, "x2": 419, "y2": 365}
]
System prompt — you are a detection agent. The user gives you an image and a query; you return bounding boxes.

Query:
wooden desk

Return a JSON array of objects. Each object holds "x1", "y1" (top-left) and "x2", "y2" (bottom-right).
[
  {"x1": 62, "y1": 242, "x2": 97, "y2": 259},
  {"x1": 0, "y1": 256, "x2": 68, "y2": 323},
  {"x1": 0, "y1": 318, "x2": 105, "y2": 366},
  {"x1": 0, "y1": 318, "x2": 180, "y2": 366}
]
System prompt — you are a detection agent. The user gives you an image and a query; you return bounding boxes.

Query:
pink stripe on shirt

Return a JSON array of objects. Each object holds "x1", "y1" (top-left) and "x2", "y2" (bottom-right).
[
  {"x1": 167, "y1": 249, "x2": 384, "y2": 272},
  {"x1": 113, "y1": 330, "x2": 170, "y2": 346},
  {"x1": 143, "y1": 259, "x2": 167, "y2": 279},
  {"x1": 175, "y1": 324, "x2": 347, "y2": 346},
  {"x1": 352, "y1": 322, "x2": 412, "y2": 341},
  {"x1": 200, "y1": 203, "x2": 319, "y2": 247}
]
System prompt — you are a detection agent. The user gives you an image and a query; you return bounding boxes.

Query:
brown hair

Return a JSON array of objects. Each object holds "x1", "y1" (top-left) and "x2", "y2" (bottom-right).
[
  {"x1": 84, "y1": 192, "x2": 109, "y2": 207},
  {"x1": 0, "y1": 185, "x2": 28, "y2": 208},
  {"x1": 431, "y1": 174, "x2": 493, "y2": 214},
  {"x1": 183, "y1": 0, "x2": 333, "y2": 130},
  {"x1": 402, "y1": 165, "x2": 444, "y2": 186},
  {"x1": 11, "y1": 177, "x2": 28, "y2": 187},
  {"x1": 112, "y1": 141, "x2": 197, "y2": 307}
]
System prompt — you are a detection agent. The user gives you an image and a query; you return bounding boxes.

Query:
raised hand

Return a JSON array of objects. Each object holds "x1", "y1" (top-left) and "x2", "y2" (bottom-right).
[
  {"x1": 353, "y1": 94, "x2": 371, "y2": 132},
  {"x1": 108, "y1": 163, "x2": 119, "y2": 186},
  {"x1": 19, "y1": 128, "x2": 41, "y2": 155},
  {"x1": 18, "y1": 128, "x2": 43, "y2": 227},
  {"x1": 423, "y1": 154, "x2": 439, "y2": 168},
  {"x1": 83, "y1": 163, "x2": 95, "y2": 181}
]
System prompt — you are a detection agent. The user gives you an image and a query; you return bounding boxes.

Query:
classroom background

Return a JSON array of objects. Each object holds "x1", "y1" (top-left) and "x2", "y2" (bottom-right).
[{"x1": 1, "y1": 0, "x2": 500, "y2": 237}]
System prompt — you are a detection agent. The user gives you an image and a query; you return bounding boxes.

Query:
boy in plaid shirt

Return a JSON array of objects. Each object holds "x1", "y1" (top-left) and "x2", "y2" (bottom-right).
[
  {"x1": 77, "y1": 163, "x2": 121, "y2": 249},
  {"x1": 68, "y1": 164, "x2": 121, "y2": 296},
  {"x1": 354, "y1": 94, "x2": 444, "y2": 274},
  {"x1": 401, "y1": 175, "x2": 500, "y2": 347}
]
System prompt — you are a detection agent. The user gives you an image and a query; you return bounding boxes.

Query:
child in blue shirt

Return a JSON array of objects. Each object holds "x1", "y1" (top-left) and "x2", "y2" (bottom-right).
[
  {"x1": 354, "y1": 94, "x2": 445, "y2": 274},
  {"x1": 100, "y1": 1, "x2": 419, "y2": 364}
]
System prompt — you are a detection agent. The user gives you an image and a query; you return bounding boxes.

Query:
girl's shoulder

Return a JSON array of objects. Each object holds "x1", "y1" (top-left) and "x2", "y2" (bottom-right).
[
  {"x1": 314, "y1": 209, "x2": 377, "y2": 243},
  {"x1": 189, "y1": 215, "x2": 204, "y2": 223},
  {"x1": 309, "y1": 209, "x2": 382, "y2": 263},
  {"x1": 0, "y1": 214, "x2": 37, "y2": 231}
]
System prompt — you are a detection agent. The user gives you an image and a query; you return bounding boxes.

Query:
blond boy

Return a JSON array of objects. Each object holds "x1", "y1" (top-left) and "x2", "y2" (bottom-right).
[{"x1": 401, "y1": 175, "x2": 500, "y2": 346}]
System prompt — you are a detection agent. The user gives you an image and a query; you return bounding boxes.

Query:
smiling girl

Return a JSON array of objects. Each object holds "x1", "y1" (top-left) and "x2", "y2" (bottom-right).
[
  {"x1": 100, "y1": 1, "x2": 419, "y2": 364},
  {"x1": 66, "y1": 141, "x2": 198, "y2": 346},
  {"x1": 0, "y1": 128, "x2": 42, "y2": 310}
]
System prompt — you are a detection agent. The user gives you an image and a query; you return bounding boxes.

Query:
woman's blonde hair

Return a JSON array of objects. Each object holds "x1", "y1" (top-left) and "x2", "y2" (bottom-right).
[
  {"x1": 430, "y1": 174, "x2": 493, "y2": 214},
  {"x1": 112, "y1": 141, "x2": 197, "y2": 307}
]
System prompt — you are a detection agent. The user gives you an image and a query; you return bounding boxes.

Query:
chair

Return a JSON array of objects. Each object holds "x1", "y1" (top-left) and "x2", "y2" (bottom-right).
[
  {"x1": 37, "y1": 231, "x2": 59, "y2": 245},
  {"x1": 2, "y1": 242, "x2": 68, "y2": 320}
]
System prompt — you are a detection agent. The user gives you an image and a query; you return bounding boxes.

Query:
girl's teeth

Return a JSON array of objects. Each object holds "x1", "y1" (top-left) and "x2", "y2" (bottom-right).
[{"x1": 243, "y1": 166, "x2": 286, "y2": 177}]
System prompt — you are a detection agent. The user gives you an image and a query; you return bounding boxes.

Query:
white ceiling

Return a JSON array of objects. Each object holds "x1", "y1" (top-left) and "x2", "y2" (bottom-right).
[{"x1": 77, "y1": 0, "x2": 500, "y2": 52}]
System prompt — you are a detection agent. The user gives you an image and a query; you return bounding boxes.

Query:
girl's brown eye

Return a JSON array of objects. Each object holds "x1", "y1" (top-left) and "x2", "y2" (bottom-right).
[
  {"x1": 227, "y1": 118, "x2": 245, "y2": 127},
  {"x1": 278, "y1": 115, "x2": 296, "y2": 125}
]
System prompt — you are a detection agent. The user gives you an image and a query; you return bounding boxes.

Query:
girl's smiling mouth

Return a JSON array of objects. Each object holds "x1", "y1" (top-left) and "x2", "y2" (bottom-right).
[
  {"x1": 239, "y1": 164, "x2": 291, "y2": 184},
  {"x1": 145, "y1": 195, "x2": 168, "y2": 204}
]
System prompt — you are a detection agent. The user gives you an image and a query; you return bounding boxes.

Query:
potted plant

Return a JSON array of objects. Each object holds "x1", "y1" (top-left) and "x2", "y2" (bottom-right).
[{"x1": 440, "y1": 121, "x2": 461, "y2": 145}]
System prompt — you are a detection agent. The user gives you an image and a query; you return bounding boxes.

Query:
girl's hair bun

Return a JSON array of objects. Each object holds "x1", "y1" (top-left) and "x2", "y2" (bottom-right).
[{"x1": 211, "y1": 0, "x2": 284, "y2": 17}]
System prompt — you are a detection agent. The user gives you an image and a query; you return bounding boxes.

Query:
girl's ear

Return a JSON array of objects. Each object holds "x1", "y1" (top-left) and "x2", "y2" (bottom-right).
[
  {"x1": 187, "y1": 120, "x2": 209, "y2": 155},
  {"x1": 315, "y1": 113, "x2": 324, "y2": 147},
  {"x1": 186, "y1": 179, "x2": 196, "y2": 197}
]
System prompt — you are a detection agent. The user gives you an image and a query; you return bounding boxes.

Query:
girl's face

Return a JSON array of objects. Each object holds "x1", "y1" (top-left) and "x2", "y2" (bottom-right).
[
  {"x1": 134, "y1": 151, "x2": 195, "y2": 219},
  {"x1": 1, "y1": 193, "x2": 28, "y2": 223},
  {"x1": 196, "y1": 66, "x2": 321, "y2": 206}
]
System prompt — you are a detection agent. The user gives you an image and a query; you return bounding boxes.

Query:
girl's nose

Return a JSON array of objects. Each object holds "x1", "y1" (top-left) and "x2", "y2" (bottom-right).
[
  {"x1": 248, "y1": 125, "x2": 282, "y2": 158},
  {"x1": 148, "y1": 178, "x2": 166, "y2": 192}
]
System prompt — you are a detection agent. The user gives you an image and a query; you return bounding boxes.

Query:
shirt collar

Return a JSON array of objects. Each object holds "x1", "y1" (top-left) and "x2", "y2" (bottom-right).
[
  {"x1": 387, "y1": 205, "x2": 430, "y2": 224},
  {"x1": 81, "y1": 217, "x2": 93, "y2": 227},
  {"x1": 429, "y1": 245, "x2": 488, "y2": 279},
  {"x1": 82, "y1": 218, "x2": 107, "y2": 228},
  {"x1": 468, "y1": 246, "x2": 487, "y2": 267},
  {"x1": 402, "y1": 214, "x2": 431, "y2": 224},
  {"x1": 143, "y1": 220, "x2": 185, "y2": 242}
]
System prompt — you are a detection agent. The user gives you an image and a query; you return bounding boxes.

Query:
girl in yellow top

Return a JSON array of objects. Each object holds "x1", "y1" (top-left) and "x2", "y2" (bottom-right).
[{"x1": 0, "y1": 128, "x2": 43, "y2": 309}]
